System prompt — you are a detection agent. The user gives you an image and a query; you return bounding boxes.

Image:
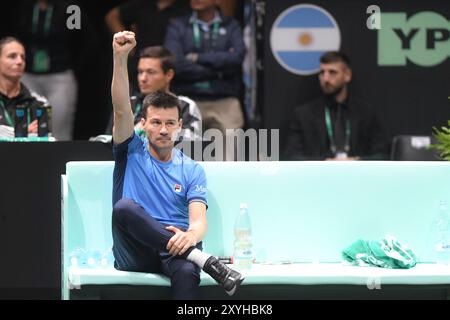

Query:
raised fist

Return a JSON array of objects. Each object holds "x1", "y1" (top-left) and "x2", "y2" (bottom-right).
[{"x1": 112, "y1": 31, "x2": 136, "y2": 55}]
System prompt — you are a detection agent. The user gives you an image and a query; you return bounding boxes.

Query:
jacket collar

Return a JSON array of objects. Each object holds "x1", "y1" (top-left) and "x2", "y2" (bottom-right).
[
  {"x1": 189, "y1": 10, "x2": 222, "y2": 29},
  {"x1": 0, "y1": 82, "x2": 33, "y2": 102}
]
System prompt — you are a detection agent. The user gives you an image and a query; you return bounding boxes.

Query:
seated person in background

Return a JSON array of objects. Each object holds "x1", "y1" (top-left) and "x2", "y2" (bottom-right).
[
  {"x1": 111, "y1": 31, "x2": 243, "y2": 300},
  {"x1": 284, "y1": 51, "x2": 388, "y2": 160},
  {"x1": 0, "y1": 37, "x2": 49, "y2": 138},
  {"x1": 164, "y1": 0, "x2": 246, "y2": 159},
  {"x1": 106, "y1": 46, "x2": 202, "y2": 141},
  {"x1": 15, "y1": 0, "x2": 94, "y2": 141}
]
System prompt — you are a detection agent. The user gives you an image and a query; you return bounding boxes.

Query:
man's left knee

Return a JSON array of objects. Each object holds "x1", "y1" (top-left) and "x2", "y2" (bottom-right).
[{"x1": 173, "y1": 262, "x2": 200, "y2": 283}]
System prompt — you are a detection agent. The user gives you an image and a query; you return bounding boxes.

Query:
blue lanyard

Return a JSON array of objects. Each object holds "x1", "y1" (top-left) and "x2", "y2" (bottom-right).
[
  {"x1": 324, "y1": 106, "x2": 351, "y2": 154},
  {"x1": 192, "y1": 21, "x2": 220, "y2": 50}
]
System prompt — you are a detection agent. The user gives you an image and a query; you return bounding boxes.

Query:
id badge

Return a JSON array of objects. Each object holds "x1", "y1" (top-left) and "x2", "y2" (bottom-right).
[{"x1": 33, "y1": 49, "x2": 50, "y2": 73}]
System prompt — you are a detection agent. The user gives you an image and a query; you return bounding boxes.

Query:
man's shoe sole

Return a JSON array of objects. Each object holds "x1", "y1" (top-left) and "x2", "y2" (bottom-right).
[{"x1": 225, "y1": 276, "x2": 245, "y2": 296}]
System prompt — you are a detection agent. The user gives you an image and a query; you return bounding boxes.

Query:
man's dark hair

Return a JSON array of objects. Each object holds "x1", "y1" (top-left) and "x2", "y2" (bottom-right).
[
  {"x1": 320, "y1": 51, "x2": 351, "y2": 69},
  {"x1": 141, "y1": 90, "x2": 181, "y2": 120},
  {"x1": 139, "y1": 46, "x2": 175, "y2": 74},
  {"x1": 0, "y1": 37, "x2": 24, "y2": 56}
]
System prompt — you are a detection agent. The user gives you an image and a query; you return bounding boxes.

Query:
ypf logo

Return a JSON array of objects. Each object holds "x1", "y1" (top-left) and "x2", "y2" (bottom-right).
[
  {"x1": 378, "y1": 11, "x2": 450, "y2": 66},
  {"x1": 270, "y1": 4, "x2": 341, "y2": 75}
]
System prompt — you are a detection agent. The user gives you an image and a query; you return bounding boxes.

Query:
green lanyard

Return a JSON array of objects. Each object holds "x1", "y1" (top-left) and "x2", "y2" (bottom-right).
[
  {"x1": 32, "y1": 3, "x2": 53, "y2": 36},
  {"x1": 0, "y1": 99, "x2": 14, "y2": 126},
  {"x1": 192, "y1": 21, "x2": 220, "y2": 49},
  {"x1": 324, "y1": 106, "x2": 351, "y2": 154},
  {"x1": 134, "y1": 101, "x2": 142, "y2": 118}
]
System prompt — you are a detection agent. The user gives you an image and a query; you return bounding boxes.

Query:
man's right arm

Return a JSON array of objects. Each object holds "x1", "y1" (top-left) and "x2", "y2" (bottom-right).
[{"x1": 111, "y1": 31, "x2": 136, "y2": 144}]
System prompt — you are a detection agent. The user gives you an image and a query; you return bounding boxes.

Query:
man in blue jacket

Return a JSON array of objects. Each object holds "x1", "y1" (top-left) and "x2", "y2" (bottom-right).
[
  {"x1": 111, "y1": 31, "x2": 244, "y2": 299},
  {"x1": 165, "y1": 0, "x2": 246, "y2": 160}
]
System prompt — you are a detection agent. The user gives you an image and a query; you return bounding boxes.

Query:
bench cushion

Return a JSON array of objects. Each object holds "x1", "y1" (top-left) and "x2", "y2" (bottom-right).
[
  {"x1": 68, "y1": 263, "x2": 450, "y2": 287},
  {"x1": 62, "y1": 161, "x2": 450, "y2": 298}
]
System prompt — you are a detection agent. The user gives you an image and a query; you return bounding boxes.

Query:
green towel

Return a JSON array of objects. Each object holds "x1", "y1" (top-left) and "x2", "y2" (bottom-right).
[{"x1": 342, "y1": 235, "x2": 417, "y2": 269}]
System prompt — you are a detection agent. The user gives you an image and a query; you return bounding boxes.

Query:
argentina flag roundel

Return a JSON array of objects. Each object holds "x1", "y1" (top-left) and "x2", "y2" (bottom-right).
[{"x1": 270, "y1": 4, "x2": 341, "y2": 75}]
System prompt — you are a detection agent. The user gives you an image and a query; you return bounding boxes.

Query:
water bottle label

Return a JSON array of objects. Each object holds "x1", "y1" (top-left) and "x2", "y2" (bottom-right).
[
  {"x1": 234, "y1": 246, "x2": 253, "y2": 268},
  {"x1": 234, "y1": 248, "x2": 253, "y2": 257}
]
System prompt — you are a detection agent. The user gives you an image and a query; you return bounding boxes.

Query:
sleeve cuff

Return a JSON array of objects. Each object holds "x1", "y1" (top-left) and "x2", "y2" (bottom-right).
[{"x1": 189, "y1": 198, "x2": 208, "y2": 210}]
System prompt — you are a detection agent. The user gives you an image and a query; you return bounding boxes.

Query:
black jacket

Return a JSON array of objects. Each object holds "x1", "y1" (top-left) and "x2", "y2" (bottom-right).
[
  {"x1": 0, "y1": 83, "x2": 48, "y2": 126},
  {"x1": 284, "y1": 96, "x2": 389, "y2": 160}
]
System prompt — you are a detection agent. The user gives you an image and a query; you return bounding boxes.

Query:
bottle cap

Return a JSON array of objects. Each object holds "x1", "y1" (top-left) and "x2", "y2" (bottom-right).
[{"x1": 240, "y1": 203, "x2": 248, "y2": 209}]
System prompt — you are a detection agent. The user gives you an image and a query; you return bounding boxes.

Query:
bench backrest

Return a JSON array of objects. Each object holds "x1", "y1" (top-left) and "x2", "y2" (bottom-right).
[{"x1": 63, "y1": 161, "x2": 450, "y2": 266}]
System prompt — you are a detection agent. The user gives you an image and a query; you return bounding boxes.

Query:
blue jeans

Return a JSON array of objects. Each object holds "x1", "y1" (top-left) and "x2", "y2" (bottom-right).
[{"x1": 112, "y1": 198, "x2": 202, "y2": 299}]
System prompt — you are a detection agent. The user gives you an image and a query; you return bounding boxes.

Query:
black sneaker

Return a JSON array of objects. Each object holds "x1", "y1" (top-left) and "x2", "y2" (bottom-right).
[{"x1": 203, "y1": 256, "x2": 244, "y2": 296}]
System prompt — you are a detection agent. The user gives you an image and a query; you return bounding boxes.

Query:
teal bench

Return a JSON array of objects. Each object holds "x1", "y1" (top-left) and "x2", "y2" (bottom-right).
[{"x1": 62, "y1": 161, "x2": 450, "y2": 299}]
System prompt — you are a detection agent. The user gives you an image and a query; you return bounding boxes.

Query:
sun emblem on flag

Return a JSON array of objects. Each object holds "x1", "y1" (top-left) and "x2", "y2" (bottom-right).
[{"x1": 299, "y1": 32, "x2": 313, "y2": 47}]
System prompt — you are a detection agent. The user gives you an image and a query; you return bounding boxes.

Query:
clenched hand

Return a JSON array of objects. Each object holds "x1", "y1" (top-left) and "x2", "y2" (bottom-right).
[{"x1": 112, "y1": 31, "x2": 136, "y2": 56}]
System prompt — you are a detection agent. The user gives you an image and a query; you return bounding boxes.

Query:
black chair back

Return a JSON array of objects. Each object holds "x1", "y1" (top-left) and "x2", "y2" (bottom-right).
[{"x1": 390, "y1": 135, "x2": 441, "y2": 160}]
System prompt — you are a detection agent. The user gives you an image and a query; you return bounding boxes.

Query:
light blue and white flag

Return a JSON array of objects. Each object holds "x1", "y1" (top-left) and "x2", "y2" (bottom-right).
[{"x1": 270, "y1": 4, "x2": 341, "y2": 75}]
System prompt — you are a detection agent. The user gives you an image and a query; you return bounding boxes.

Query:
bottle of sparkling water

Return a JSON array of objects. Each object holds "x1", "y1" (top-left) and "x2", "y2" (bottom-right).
[{"x1": 233, "y1": 203, "x2": 253, "y2": 269}]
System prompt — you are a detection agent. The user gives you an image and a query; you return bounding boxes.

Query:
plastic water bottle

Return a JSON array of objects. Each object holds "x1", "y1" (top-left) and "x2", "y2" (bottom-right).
[
  {"x1": 86, "y1": 250, "x2": 101, "y2": 268},
  {"x1": 435, "y1": 201, "x2": 450, "y2": 265},
  {"x1": 100, "y1": 248, "x2": 114, "y2": 268},
  {"x1": 233, "y1": 203, "x2": 253, "y2": 269},
  {"x1": 69, "y1": 247, "x2": 87, "y2": 268}
]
